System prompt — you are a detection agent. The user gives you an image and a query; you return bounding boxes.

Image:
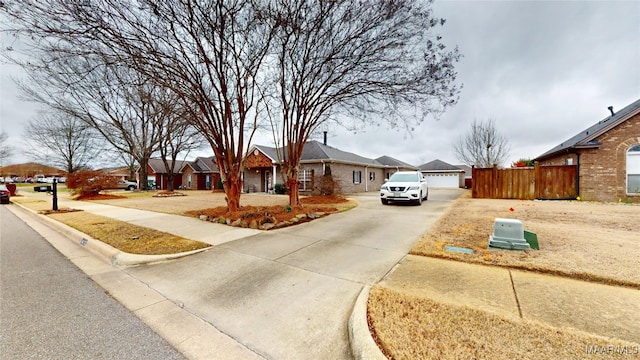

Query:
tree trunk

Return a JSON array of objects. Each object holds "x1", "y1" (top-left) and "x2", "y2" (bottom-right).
[
  {"x1": 224, "y1": 175, "x2": 242, "y2": 212},
  {"x1": 167, "y1": 172, "x2": 175, "y2": 192},
  {"x1": 138, "y1": 158, "x2": 149, "y2": 190},
  {"x1": 287, "y1": 176, "x2": 301, "y2": 207}
]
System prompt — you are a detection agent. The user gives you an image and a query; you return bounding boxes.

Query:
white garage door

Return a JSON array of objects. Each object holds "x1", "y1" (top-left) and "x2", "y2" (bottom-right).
[{"x1": 424, "y1": 173, "x2": 459, "y2": 188}]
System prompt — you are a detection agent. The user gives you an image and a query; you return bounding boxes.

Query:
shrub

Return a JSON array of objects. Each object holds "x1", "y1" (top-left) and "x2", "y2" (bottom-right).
[
  {"x1": 67, "y1": 170, "x2": 118, "y2": 198},
  {"x1": 274, "y1": 183, "x2": 286, "y2": 194}
]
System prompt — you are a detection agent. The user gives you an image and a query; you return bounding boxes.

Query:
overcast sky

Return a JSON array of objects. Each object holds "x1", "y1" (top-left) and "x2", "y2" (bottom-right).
[{"x1": 1, "y1": 0, "x2": 639, "y2": 168}]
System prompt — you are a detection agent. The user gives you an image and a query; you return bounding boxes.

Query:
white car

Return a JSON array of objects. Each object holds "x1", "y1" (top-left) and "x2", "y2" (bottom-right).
[{"x1": 380, "y1": 171, "x2": 429, "y2": 205}]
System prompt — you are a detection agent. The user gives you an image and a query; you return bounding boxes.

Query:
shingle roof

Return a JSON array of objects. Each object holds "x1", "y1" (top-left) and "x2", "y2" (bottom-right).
[
  {"x1": 251, "y1": 140, "x2": 419, "y2": 168},
  {"x1": 536, "y1": 98, "x2": 640, "y2": 160},
  {"x1": 301, "y1": 141, "x2": 380, "y2": 165},
  {"x1": 375, "y1": 155, "x2": 416, "y2": 169},
  {"x1": 252, "y1": 141, "x2": 383, "y2": 167},
  {"x1": 418, "y1": 159, "x2": 465, "y2": 172},
  {"x1": 148, "y1": 158, "x2": 187, "y2": 174}
]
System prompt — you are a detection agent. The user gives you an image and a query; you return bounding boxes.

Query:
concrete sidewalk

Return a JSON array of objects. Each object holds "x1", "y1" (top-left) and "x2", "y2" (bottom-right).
[
  {"x1": 52, "y1": 196, "x2": 262, "y2": 246},
  {"x1": 377, "y1": 255, "x2": 640, "y2": 344}
]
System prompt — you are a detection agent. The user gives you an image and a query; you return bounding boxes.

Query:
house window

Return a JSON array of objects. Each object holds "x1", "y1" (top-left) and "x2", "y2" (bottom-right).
[
  {"x1": 369, "y1": 171, "x2": 375, "y2": 181},
  {"x1": 566, "y1": 158, "x2": 573, "y2": 165},
  {"x1": 299, "y1": 169, "x2": 313, "y2": 191},
  {"x1": 353, "y1": 171, "x2": 361, "y2": 184},
  {"x1": 627, "y1": 145, "x2": 640, "y2": 194}
]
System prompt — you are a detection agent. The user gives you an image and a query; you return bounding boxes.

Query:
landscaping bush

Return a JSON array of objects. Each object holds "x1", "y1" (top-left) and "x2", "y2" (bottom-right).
[
  {"x1": 67, "y1": 170, "x2": 118, "y2": 198},
  {"x1": 274, "y1": 183, "x2": 286, "y2": 194}
]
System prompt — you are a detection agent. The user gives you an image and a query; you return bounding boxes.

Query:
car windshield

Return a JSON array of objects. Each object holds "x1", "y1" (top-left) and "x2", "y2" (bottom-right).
[{"x1": 389, "y1": 173, "x2": 419, "y2": 182}]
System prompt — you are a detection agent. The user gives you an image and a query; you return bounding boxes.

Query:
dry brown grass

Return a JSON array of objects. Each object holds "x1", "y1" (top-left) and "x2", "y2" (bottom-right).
[
  {"x1": 46, "y1": 211, "x2": 210, "y2": 255},
  {"x1": 82, "y1": 190, "x2": 289, "y2": 214},
  {"x1": 368, "y1": 286, "x2": 638, "y2": 360},
  {"x1": 410, "y1": 192, "x2": 640, "y2": 288},
  {"x1": 10, "y1": 197, "x2": 51, "y2": 212}
]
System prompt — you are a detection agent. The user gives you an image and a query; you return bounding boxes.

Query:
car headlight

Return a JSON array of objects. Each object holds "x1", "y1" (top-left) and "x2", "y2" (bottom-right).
[
  {"x1": 408, "y1": 186, "x2": 419, "y2": 190},
  {"x1": 381, "y1": 185, "x2": 389, "y2": 190}
]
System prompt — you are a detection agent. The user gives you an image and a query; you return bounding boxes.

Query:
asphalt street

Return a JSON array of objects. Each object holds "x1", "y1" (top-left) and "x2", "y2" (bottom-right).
[{"x1": 0, "y1": 205, "x2": 185, "y2": 359}]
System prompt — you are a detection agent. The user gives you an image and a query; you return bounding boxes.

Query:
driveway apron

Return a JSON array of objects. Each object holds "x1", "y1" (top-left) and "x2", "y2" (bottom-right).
[{"x1": 125, "y1": 189, "x2": 463, "y2": 359}]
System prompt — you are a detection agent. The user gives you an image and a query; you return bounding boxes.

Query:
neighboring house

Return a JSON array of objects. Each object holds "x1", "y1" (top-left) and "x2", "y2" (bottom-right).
[
  {"x1": 456, "y1": 164, "x2": 473, "y2": 188},
  {"x1": 146, "y1": 158, "x2": 187, "y2": 190},
  {"x1": 535, "y1": 98, "x2": 640, "y2": 202},
  {"x1": 145, "y1": 157, "x2": 221, "y2": 190},
  {"x1": 180, "y1": 156, "x2": 221, "y2": 190},
  {"x1": 417, "y1": 159, "x2": 465, "y2": 188},
  {"x1": 103, "y1": 167, "x2": 133, "y2": 181},
  {"x1": 244, "y1": 140, "x2": 417, "y2": 194},
  {"x1": 375, "y1": 155, "x2": 418, "y2": 180}
]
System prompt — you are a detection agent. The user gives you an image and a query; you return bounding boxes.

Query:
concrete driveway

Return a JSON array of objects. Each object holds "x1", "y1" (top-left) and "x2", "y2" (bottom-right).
[{"x1": 125, "y1": 189, "x2": 464, "y2": 359}]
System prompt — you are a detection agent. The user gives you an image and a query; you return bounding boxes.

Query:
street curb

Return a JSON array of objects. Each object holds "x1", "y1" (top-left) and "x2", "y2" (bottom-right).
[
  {"x1": 349, "y1": 285, "x2": 387, "y2": 360},
  {"x1": 10, "y1": 201, "x2": 210, "y2": 266}
]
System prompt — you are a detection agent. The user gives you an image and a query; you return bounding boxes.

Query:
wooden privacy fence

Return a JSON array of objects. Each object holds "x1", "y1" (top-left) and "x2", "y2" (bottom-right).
[{"x1": 472, "y1": 163, "x2": 577, "y2": 200}]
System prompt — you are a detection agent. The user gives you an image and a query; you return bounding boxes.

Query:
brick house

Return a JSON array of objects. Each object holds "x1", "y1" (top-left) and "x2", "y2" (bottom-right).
[
  {"x1": 243, "y1": 140, "x2": 417, "y2": 194},
  {"x1": 179, "y1": 156, "x2": 221, "y2": 190},
  {"x1": 535, "y1": 98, "x2": 640, "y2": 202},
  {"x1": 146, "y1": 158, "x2": 186, "y2": 190},
  {"x1": 145, "y1": 157, "x2": 220, "y2": 190}
]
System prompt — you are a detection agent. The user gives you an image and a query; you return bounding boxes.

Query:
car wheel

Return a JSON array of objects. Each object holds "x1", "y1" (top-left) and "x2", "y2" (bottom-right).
[
  {"x1": 127, "y1": 185, "x2": 135, "y2": 191},
  {"x1": 381, "y1": 199, "x2": 389, "y2": 205},
  {"x1": 416, "y1": 192, "x2": 423, "y2": 206},
  {"x1": 424, "y1": 190, "x2": 429, "y2": 201}
]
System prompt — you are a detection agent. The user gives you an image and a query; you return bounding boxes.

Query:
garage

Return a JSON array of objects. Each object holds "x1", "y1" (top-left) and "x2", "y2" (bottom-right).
[
  {"x1": 418, "y1": 159, "x2": 464, "y2": 189},
  {"x1": 423, "y1": 173, "x2": 460, "y2": 188}
]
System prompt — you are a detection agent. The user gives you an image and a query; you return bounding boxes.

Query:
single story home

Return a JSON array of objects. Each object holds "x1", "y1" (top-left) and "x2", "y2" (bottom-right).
[
  {"x1": 535, "y1": 98, "x2": 640, "y2": 202},
  {"x1": 243, "y1": 140, "x2": 417, "y2": 194},
  {"x1": 179, "y1": 156, "x2": 221, "y2": 190},
  {"x1": 145, "y1": 157, "x2": 221, "y2": 190},
  {"x1": 417, "y1": 159, "x2": 465, "y2": 188}
]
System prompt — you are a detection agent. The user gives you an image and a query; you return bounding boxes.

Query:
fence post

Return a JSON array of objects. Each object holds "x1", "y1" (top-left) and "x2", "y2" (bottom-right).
[
  {"x1": 471, "y1": 165, "x2": 476, "y2": 198},
  {"x1": 534, "y1": 161, "x2": 540, "y2": 199},
  {"x1": 492, "y1": 164, "x2": 498, "y2": 198}
]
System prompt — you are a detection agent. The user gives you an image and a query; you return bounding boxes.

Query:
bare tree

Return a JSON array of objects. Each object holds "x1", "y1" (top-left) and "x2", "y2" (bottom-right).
[
  {"x1": 14, "y1": 56, "x2": 165, "y2": 190},
  {"x1": 23, "y1": 111, "x2": 104, "y2": 173},
  {"x1": 267, "y1": 0, "x2": 462, "y2": 206},
  {"x1": 155, "y1": 98, "x2": 207, "y2": 192},
  {"x1": 0, "y1": 132, "x2": 14, "y2": 166},
  {"x1": 2, "y1": 0, "x2": 276, "y2": 211},
  {"x1": 453, "y1": 118, "x2": 511, "y2": 168}
]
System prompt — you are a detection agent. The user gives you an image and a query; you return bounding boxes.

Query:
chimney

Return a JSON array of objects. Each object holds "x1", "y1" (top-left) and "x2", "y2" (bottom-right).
[
  {"x1": 608, "y1": 106, "x2": 615, "y2": 116},
  {"x1": 323, "y1": 131, "x2": 327, "y2": 145}
]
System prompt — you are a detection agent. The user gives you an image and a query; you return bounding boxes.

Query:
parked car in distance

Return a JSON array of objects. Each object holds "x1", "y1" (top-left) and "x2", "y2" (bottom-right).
[
  {"x1": 0, "y1": 185, "x2": 10, "y2": 204},
  {"x1": 380, "y1": 171, "x2": 429, "y2": 205},
  {"x1": 116, "y1": 180, "x2": 138, "y2": 191}
]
